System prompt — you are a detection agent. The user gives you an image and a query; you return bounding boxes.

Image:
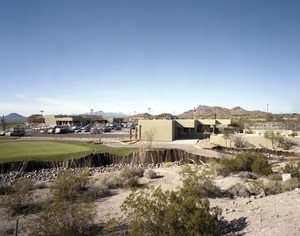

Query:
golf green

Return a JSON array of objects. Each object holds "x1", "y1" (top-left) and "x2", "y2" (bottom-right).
[{"x1": 0, "y1": 140, "x2": 139, "y2": 163}]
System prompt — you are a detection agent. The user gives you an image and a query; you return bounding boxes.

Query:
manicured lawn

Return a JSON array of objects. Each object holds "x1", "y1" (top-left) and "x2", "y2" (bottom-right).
[{"x1": 0, "y1": 140, "x2": 139, "y2": 163}]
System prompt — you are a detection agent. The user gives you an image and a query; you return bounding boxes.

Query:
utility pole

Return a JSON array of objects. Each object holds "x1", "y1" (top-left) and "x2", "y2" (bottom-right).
[
  {"x1": 40, "y1": 110, "x2": 44, "y2": 124},
  {"x1": 90, "y1": 109, "x2": 93, "y2": 126}
]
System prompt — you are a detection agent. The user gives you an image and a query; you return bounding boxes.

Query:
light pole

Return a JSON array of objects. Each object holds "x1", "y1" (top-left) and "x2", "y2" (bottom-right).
[
  {"x1": 267, "y1": 104, "x2": 269, "y2": 113},
  {"x1": 40, "y1": 110, "x2": 44, "y2": 124},
  {"x1": 90, "y1": 109, "x2": 93, "y2": 126}
]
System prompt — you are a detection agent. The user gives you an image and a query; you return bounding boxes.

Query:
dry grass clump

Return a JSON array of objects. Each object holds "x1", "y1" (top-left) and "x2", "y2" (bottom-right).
[
  {"x1": 28, "y1": 170, "x2": 97, "y2": 236},
  {"x1": 119, "y1": 166, "x2": 144, "y2": 188},
  {"x1": 1, "y1": 178, "x2": 41, "y2": 216}
]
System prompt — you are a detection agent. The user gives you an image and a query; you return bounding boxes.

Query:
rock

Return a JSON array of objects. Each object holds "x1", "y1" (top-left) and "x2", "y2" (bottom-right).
[{"x1": 282, "y1": 173, "x2": 292, "y2": 182}]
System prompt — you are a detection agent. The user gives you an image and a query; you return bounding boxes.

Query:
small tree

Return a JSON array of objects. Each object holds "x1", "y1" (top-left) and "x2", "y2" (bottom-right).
[
  {"x1": 1, "y1": 115, "x2": 6, "y2": 131},
  {"x1": 144, "y1": 128, "x2": 156, "y2": 149},
  {"x1": 222, "y1": 129, "x2": 232, "y2": 147}
]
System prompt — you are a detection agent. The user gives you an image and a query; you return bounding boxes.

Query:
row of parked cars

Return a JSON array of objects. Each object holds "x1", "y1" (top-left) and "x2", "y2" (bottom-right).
[
  {"x1": 38, "y1": 122, "x2": 137, "y2": 135},
  {"x1": 0, "y1": 129, "x2": 26, "y2": 136}
]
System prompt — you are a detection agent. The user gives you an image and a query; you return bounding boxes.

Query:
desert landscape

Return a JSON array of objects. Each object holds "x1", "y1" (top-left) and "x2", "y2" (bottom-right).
[{"x1": 1, "y1": 138, "x2": 300, "y2": 236}]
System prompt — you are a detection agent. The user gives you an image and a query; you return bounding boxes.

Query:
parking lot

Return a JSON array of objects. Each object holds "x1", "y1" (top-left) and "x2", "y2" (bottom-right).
[{"x1": 26, "y1": 128, "x2": 131, "y2": 140}]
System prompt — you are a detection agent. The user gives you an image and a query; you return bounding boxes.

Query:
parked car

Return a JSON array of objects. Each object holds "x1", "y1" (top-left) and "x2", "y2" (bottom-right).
[
  {"x1": 0, "y1": 131, "x2": 6, "y2": 136},
  {"x1": 47, "y1": 126, "x2": 56, "y2": 134},
  {"x1": 103, "y1": 126, "x2": 112, "y2": 133},
  {"x1": 5, "y1": 129, "x2": 26, "y2": 136},
  {"x1": 70, "y1": 125, "x2": 82, "y2": 133},
  {"x1": 115, "y1": 125, "x2": 122, "y2": 130},
  {"x1": 80, "y1": 124, "x2": 91, "y2": 133},
  {"x1": 55, "y1": 126, "x2": 70, "y2": 134}
]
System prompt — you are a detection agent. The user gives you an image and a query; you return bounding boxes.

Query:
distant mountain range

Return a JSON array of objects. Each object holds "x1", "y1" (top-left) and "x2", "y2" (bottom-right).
[
  {"x1": 3, "y1": 111, "x2": 129, "y2": 123},
  {"x1": 5, "y1": 105, "x2": 295, "y2": 123},
  {"x1": 178, "y1": 105, "x2": 268, "y2": 119},
  {"x1": 3, "y1": 113, "x2": 27, "y2": 123}
]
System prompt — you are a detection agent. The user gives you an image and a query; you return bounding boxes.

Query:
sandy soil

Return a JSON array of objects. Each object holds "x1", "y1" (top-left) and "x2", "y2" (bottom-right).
[{"x1": 95, "y1": 165, "x2": 300, "y2": 236}]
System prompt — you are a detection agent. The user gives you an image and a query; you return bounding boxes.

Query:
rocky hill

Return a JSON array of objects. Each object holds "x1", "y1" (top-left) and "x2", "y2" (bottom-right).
[
  {"x1": 179, "y1": 105, "x2": 267, "y2": 119},
  {"x1": 4, "y1": 113, "x2": 27, "y2": 123}
]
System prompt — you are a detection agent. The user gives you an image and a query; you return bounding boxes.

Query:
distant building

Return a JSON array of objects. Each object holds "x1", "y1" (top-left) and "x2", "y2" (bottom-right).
[
  {"x1": 138, "y1": 119, "x2": 232, "y2": 141},
  {"x1": 44, "y1": 115, "x2": 108, "y2": 127},
  {"x1": 105, "y1": 117, "x2": 125, "y2": 123}
]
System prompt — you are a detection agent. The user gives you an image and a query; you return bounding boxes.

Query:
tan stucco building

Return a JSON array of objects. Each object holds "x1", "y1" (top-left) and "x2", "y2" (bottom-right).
[{"x1": 138, "y1": 119, "x2": 231, "y2": 141}]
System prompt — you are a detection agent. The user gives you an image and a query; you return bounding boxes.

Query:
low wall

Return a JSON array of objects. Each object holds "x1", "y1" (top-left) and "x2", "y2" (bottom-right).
[
  {"x1": 211, "y1": 146, "x2": 300, "y2": 158},
  {"x1": 210, "y1": 134, "x2": 300, "y2": 150},
  {"x1": 0, "y1": 149, "x2": 211, "y2": 174}
]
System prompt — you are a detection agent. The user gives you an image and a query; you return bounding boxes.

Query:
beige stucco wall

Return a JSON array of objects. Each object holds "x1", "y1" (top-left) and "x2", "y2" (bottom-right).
[
  {"x1": 175, "y1": 119, "x2": 195, "y2": 128},
  {"x1": 210, "y1": 134, "x2": 300, "y2": 149},
  {"x1": 44, "y1": 115, "x2": 57, "y2": 126},
  {"x1": 138, "y1": 120, "x2": 175, "y2": 141}
]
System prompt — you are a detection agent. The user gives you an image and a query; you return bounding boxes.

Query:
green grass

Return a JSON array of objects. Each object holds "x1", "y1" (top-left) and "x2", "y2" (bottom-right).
[{"x1": 0, "y1": 140, "x2": 139, "y2": 163}]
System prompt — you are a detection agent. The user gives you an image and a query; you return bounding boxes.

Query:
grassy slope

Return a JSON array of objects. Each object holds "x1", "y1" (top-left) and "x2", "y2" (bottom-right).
[{"x1": 0, "y1": 140, "x2": 139, "y2": 163}]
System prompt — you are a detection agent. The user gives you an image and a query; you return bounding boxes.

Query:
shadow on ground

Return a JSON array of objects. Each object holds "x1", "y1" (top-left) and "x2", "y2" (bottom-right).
[{"x1": 219, "y1": 217, "x2": 248, "y2": 235}]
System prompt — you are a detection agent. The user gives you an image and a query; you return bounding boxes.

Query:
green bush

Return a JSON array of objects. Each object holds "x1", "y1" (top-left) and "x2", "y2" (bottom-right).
[
  {"x1": 28, "y1": 200, "x2": 96, "y2": 236},
  {"x1": 121, "y1": 186, "x2": 221, "y2": 236},
  {"x1": 220, "y1": 152, "x2": 272, "y2": 176},
  {"x1": 283, "y1": 162, "x2": 300, "y2": 178},
  {"x1": 179, "y1": 165, "x2": 223, "y2": 198},
  {"x1": 50, "y1": 170, "x2": 90, "y2": 202}
]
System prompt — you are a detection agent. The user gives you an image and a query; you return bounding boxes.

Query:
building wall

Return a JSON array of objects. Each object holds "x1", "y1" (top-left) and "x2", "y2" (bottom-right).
[
  {"x1": 210, "y1": 133, "x2": 300, "y2": 149},
  {"x1": 138, "y1": 120, "x2": 175, "y2": 141},
  {"x1": 44, "y1": 115, "x2": 57, "y2": 126},
  {"x1": 44, "y1": 115, "x2": 89, "y2": 126},
  {"x1": 138, "y1": 118, "x2": 233, "y2": 142}
]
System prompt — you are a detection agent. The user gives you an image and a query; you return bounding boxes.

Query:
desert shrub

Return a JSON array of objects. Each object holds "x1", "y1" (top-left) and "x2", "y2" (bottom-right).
[
  {"x1": 3, "y1": 179, "x2": 39, "y2": 216},
  {"x1": 50, "y1": 170, "x2": 89, "y2": 202},
  {"x1": 207, "y1": 161, "x2": 231, "y2": 177},
  {"x1": 282, "y1": 178, "x2": 300, "y2": 192},
  {"x1": 33, "y1": 181, "x2": 48, "y2": 189},
  {"x1": 179, "y1": 165, "x2": 223, "y2": 198},
  {"x1": 143, "y1": 169, "x2": 157, "y2": 179},
  {"x1": 88, "y1": 180, "x2": 109, "y2": 199},
  {"x1": 28, "y1": 200, "x2": 96, "y2": 236},
  {"x1": 120, "y1": 186, "x2": 221, "y2": 236},
  {"x1": 220, "y1": 152, "x2": 272, "y2": 176},
  {"x1": 119, "y1": 167, "x2": 144, "y2": 188},
  {"x1": 228, "y1": 183, "x2": 251, "y2": 197},
  {"x1": 264, "y1": 181, "x2": 283, "y2": 195},
  {"x1": 249, "y1": 179, "x2": 282, "y2": 196},
  {"x1": 123, "y1": 177, "x2": 139, "y2": 188},
  {"x1": 267, "y1": 173, "x2": 283, "y2": 181},
  {"x1": 120, "y1": 166, "x2": 144, "y2": 179},
  {"x1": 0, "y1": 183, "x2": 13, "y2": 195},
  {"x1": 283, "y1": 162, "x2": 300, "y2": 178},
  {"x1": 100, "y1": 172, "x2": 123, "y2": 189}
]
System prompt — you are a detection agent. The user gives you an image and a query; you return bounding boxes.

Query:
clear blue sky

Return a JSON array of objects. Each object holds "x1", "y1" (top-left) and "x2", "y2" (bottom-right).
[{"x1": 1, "y1": 0, "x2": 299, "y2": 116}]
